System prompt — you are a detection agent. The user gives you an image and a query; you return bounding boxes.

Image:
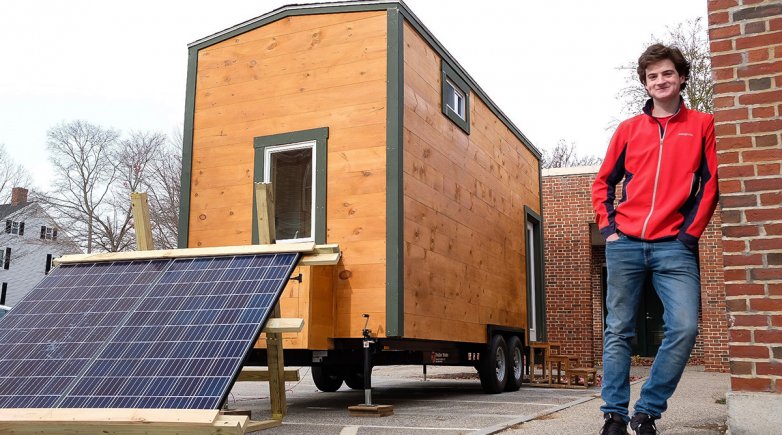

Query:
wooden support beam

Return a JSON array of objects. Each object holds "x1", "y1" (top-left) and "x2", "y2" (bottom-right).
[
  {"x1": 266, "y1": 304, "x2": 287, "y2": 420},
  {"x1": 130, "y1": 192, "x2": 154, "y2": 251},
  {"x1": 54, "y1": 242, "x2": 316, "y2": 265},
  {"x1": 263, "y1": 318, "x2": 304, "y2": 333},
  {"x1": 0, "y1": 408, "x2": 250, "y2": 434},
  {"x1": 254, "y1": 183, "x2": 276, "y2": 245},
  {"x1": 300, "y1": 251, "x2": 341, "y2": 266},
  {"x1": 254, "y1": 181, "x2": 287, "y2": 421},
  {"x1": 236, "y1": 367, "x2": 301, "y2": 382}
]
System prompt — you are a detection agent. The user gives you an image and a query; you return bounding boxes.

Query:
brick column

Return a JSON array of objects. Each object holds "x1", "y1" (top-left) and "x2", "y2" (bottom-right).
[{"x1": 707, "y1": 1, "x2": 782, "y2": 432}]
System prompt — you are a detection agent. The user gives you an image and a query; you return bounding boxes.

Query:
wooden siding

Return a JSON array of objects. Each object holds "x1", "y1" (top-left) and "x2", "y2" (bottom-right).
[
  {"x1": 188, "y1": 11, "x2": 389, "y2": 344},
  {"x1": 402, "y1": 22, "x2": 540, "y2": 343}
]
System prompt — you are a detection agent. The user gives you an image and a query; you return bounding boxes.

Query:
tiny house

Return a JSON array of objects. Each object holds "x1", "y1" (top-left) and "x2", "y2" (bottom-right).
[{"x1": 178, "y1": 0, "x2": 544, "y2": 393}]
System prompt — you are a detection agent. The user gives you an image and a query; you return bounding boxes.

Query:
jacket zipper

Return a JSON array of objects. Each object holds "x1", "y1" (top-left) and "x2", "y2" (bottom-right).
[{"x1": 641, "y1": 106, "x2": 681, "y2": 239}]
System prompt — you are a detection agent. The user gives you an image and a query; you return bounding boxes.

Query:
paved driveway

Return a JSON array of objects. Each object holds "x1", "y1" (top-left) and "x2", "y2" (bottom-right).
[{"x1": 226, "y1": 366, "x2": 598, "y2": 434}]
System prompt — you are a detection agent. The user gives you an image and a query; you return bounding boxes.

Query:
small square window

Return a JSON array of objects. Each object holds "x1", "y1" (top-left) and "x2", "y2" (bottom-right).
[
  {"x1": 445, "y1": 79, "x2": 466, "y2": 119},
  {"x1": 441, "y1": 62, "x2": 470, "y2": 134}
]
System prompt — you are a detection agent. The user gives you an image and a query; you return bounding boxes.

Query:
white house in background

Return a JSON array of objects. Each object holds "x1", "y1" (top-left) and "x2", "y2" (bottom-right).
[{"x1": 0, "y1": 187, "x2": 80, "y2": 306}]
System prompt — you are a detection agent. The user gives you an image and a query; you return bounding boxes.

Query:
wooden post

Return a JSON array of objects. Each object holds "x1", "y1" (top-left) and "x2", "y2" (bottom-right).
[
  {"x1": 131, "y1": 192, "x2": 154, "y2": 251},
  {"x1": 254, "y1": 182, "x2": 286, "y2": 419},
  {"x1": 255, "y1": 183, "x2": 276, "y2": 245}
]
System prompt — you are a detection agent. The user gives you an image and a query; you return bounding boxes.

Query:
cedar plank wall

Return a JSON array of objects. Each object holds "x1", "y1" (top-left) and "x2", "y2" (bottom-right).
[
  {"x1": 189, "y1": 11, "x2": 389, "y2": 343},
  {"x1": 402, "y1": 22, "x2": 540, "y2": 343}
]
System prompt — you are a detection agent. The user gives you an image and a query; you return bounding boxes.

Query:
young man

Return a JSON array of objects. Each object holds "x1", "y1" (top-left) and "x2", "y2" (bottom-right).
[{"x1": 591, "y1": 44, "x2": 718, "y2": 435}]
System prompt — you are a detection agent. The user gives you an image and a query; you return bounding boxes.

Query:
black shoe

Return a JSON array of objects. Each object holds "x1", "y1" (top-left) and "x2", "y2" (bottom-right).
[
  {"x1": 601, "y1": 413, "x2": 629, "y2": 435},
  {"x1": 630, "y1": 413, "x2": 658, "y2": 435}
]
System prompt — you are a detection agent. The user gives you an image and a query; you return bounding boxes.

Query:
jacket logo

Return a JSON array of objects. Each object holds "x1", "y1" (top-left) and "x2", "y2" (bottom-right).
[{"x1": 678, "y1": 132, "x2": 694, "y2": 137}]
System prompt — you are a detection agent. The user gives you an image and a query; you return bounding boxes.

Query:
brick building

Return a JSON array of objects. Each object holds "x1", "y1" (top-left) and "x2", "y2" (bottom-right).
[
  {"x1": 707, "y1": 1, "x2": 782, "y2": 432},
  {"x1": 541, "y1": 166, "x2": 729, "y2": 373}
]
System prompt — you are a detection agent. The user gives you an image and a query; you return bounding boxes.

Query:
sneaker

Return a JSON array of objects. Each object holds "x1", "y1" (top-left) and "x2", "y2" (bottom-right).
[
  {"x1": 630, "y1": 413, "x2": 658, "y2": 435},
  {"x1": 600, "y1": 413, "x2": 629, "y2": 435}
]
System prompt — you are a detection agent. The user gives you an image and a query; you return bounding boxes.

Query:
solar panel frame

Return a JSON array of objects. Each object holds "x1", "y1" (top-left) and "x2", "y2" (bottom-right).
[{"x1": 0, "y1": 251, "x2": 301, "y2": 410}]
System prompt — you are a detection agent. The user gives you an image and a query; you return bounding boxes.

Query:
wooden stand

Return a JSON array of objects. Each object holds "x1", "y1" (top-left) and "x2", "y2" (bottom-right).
[{"x1": 347, "y1": 404, "x2": 395, "y2": 417}]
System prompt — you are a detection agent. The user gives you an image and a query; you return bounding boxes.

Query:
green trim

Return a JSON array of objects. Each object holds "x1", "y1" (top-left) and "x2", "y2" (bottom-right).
[
  {"x1": 189, "y1": 2, "x2": 401, "y2": 50},
  {"x1": 385, "y1": 7, "x2": 404, "y2": 338},
  {"x1": 251, "y1": 127, "x2": 329, "y2": 245},
  {"x1": 524, "y1": 203, "x2": 546, "y2": 341},
  {"x1": 536, "y1": 161, "x2": 547, "y2": 340},
  {"x1": 177, "y1": 48, "x2": 199, "y2": 248},
  {"x1": 187, "y1": 0, "x2": 541, "y2": 160},
  {"x1": 441, "y1": 62, "x2": 471, "y2": 134}
]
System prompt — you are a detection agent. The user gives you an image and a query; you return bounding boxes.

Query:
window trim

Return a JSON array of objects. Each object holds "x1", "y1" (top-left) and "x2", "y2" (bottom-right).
[
  {"x1": 441, "y1": 61, "x2": 471, "y2": 134},
  {"x1": 252, "y1": 127, "x2": 328, "y2": 245},
  {"x1": 262, "y1": 140, "x2": 317, "y2": 244}
]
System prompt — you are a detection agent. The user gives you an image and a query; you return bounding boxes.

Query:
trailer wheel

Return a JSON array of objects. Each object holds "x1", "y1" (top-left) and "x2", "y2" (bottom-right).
[
  {"x1": 479, "y1": 334, "x2": 508, "y2": 394},
  {"x1": 504, "y1": 336, "x2": 524, "y2": 391},
  {"x1": 343, "y1": 368, "x2": 364, "y2": 390},
  {"x1": 311, "y1": 365, "x2": 344, "y2": 392}
]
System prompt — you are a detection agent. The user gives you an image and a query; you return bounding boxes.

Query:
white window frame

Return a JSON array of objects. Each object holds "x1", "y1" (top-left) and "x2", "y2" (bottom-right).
[
  {"x1": 445, "y1": 79, "x2": 466, "y2": 120},
  {"x1": 10, "y1": 221, "x2": 20, "y2": 235},
  {"x1": 263, "y1": 140, "x2": 317, "y2": 244}
]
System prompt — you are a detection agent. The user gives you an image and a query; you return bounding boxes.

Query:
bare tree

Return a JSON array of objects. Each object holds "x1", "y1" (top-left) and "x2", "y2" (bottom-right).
[
  {"x1": 616, "y1": 17, "x2": 713, "y2": 116},
  {"x1": 43, "y1": 120, "x2": 120, "y2": 253},
  {"x1": 92, "y1": 131, "x2": 165, "y2": 252},
  {"x1": 0, "y1": 144, "x2": 33, "y2": 203},
  {"x1": 142, "y1": 129, "x2": 182, "y2": 249},
  {"x1": 542, "y1": 140, "x2": 603, "y2": 169}
]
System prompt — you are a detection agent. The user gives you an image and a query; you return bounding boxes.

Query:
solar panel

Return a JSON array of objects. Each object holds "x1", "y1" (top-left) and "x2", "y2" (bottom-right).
[{"x1": 0, "y1": 252, "x2": 300, "y2": 409}]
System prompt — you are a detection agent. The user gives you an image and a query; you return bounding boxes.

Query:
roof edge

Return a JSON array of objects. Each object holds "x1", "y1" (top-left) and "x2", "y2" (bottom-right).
[{"x1": 187, "y1": 0, "x2": 541, "y2": 159}]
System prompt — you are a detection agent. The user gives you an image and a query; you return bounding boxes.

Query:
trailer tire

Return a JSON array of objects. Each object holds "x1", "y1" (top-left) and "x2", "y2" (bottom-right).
[
  {"x1": 479, "y1": 334, "x2": 508, "y2": 394},
  {"x1": 505, "y1": 336, "x2": 524, "y2": 391},
  {"x1": 312, "y1": 365, "x2": 344, "y2": 392},
  {"x1": 344, "y1": 368, "x2": 364, "y2": 390}
]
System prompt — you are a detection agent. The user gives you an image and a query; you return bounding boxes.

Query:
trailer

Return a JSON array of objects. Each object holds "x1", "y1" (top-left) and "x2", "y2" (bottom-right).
[{"x1": 178, "y1": 0, "x2": 545, "y2": 394}]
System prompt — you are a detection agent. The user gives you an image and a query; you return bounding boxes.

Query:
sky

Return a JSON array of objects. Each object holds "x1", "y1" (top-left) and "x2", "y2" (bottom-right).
[{"x1": 0, "y1": 0, "x2": 708, "y2": 191}]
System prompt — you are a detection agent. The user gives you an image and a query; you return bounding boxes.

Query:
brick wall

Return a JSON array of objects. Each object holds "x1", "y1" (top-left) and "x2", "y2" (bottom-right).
[
  {"x1": 542, "y1": 171, "x2": 597, "y2": 366},
  {"x1": 543, "y1": 168, "x2": 729, "y2": 371},
  {"x1": 708, "y1": 0, "x2": 782, "y2": 393}
]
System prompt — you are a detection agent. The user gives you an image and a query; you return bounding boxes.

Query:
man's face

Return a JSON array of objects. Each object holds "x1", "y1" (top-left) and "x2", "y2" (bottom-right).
[{"x1": 644, "y1": 59, "x2": 685, "y2": 103}]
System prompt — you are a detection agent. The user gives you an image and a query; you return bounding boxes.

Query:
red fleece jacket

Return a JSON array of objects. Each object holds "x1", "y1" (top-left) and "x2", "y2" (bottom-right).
[{"x1": 592, "y1": 100, "x2": 718, "y2": 250}]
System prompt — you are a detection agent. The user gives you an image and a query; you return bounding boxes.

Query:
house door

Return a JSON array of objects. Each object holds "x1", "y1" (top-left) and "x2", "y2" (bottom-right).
[
  {"x1": 602, "y1": 268, "x2": 665, "y2": 357},
  {"x1": 525, "y1": 209, "x2": 545, "y2": 342}
]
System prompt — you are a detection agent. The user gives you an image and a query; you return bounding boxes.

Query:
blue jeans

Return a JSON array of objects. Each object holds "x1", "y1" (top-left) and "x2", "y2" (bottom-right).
[{"x1": 600, "y1": 234, "x2": 700, "y2": 420}]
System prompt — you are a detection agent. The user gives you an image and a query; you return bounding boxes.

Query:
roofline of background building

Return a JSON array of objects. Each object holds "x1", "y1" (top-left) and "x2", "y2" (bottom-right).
[{"x1": 542, "y1": 165, "x2": 601, "y2": 177}]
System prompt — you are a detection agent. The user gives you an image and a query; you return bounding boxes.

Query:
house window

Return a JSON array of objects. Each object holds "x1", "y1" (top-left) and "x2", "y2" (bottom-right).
[
  {"x1": 5, "y1": 220, "x2": 24, "y2": 236},
  {"x1": 441, "y1": 61, "x2": 471, "y2": 134},
  {"x1": 45, "y1": 254, "x2": 53, "y2": 275},
  {"x1": 264, "y1": 143, "x2": 314, "y2": 242},
  {"x1": 253, "y1": 127, "x2": 328, "y2": 245},
  {"x1": 3, "y1": 248, "x2": 10, "y2": 270},
  {"x1": 40, "y1": 226, "x2": 58, "y2": 241},
  {"x1": 0, "y1": 283, "x2": 6, "y2": 305},
  {"x1": 444, "y1": 79, "x2": 466, "y2": 119}
]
